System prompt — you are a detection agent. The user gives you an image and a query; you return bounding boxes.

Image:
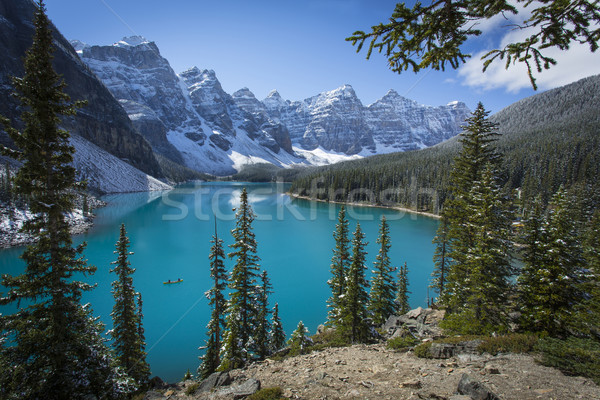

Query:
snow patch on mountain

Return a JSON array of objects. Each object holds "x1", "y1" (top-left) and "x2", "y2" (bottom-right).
[{"x1": 70, "y1": 135, "x2": 172, "y2": 193}]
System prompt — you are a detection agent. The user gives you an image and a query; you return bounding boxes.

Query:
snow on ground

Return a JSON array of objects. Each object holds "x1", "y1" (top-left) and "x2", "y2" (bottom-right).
[
  {"x1": 293, "y1": 146, "x2": 363, "y2": 165},
  {"x1": 70, "y1": 135, "x2": 172, "y2": 193}
]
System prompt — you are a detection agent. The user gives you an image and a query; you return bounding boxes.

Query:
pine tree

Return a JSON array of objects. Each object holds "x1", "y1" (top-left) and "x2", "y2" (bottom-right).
[
  {"x1": 221, "y1": 187, "x2": 260, "y2": 370},
  {"x1": 270, "y1": 303, "x2": 286, "y2": 353},
  {"x1": 430, "y1": 214, "x2": 450, "y2": 299},
  {"x1": 518, "y1": 188, "x2": 585, "y2": 336},
  {"x1": 288, "y1": 321, "x2": 311, "y2": 356},
  {"x1": 581, "y1": 210, "x2": 600, "y2": 336},
  {"x1": 439, "y1": 103, "x2": 514, "y2": 334},
  {"x1": 199, "y1": 220, "x2": 227, "y2": 379},
  {"x1": 396, "y1": 262, "x2": 411, "y2": 315},
  {"x1": 0, "y1": 2, "x2": 118, "y2": 397},
  {"x1": 110, "y1": 223, "x2": 150, "y2": 386},
  {"x1": 446, "y1": 164, "x2": 513, "y2": 333},
  {"x1": 518, "y1": 196, "x2": 547, "y2": 330},
  {"x1": 339, "y1": 223, "x2": 371, "y2": 343},
  {"x1": 368, "y1": 216, "x2": 397, "y2": 326},
  {"x1": 327, "y1": 206, "x2": 351, "y2": 326},
  {"x1": 255, "y1": 270, "x2": 273, "y2": 359}
]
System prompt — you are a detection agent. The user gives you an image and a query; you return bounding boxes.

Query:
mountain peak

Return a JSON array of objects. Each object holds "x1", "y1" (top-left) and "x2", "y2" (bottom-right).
[
  {"x1": 266, "y1": 89, "x2": 282, "y2": 99},
  {"x1": 70, "y1": 39, "x2": 89, "y2": 53},
  {"x1": 232, "y1": 87, "x2": 256, "y2": 99},
  {"x1": 115, "y1": 36, "x2": 150, "y2": 47}
]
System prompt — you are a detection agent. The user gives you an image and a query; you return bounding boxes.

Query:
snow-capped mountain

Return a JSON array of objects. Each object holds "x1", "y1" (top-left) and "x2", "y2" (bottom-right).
[
  {"x1": 74, "y1": 36, "x2": 471, "y2": 175},
  {"x1": 76, "y1": 37, "x2": 299, "y2": 175}
]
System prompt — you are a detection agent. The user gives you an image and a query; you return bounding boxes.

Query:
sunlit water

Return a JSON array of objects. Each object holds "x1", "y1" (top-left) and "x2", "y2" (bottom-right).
[{"x1": 0, "y1": 182, "x2": 439, "y2": 382}]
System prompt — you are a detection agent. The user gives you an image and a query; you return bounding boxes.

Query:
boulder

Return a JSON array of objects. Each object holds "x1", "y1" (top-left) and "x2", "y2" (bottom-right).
[
  {"x1": 457, "y1": 373, "x2": 501, "y2": 400},
  {"x1": 383, "y1": 308, "x2": 445, "y2": 339},
  {"x1": 148, "y1": 376, "x2": 167, "y2": 389},
  {"x1": 198, "y1": 371, "x2": 232, "y2": 392},
  {"x1": 217, "y1": 378, "x2": 261, "y2": 399}
]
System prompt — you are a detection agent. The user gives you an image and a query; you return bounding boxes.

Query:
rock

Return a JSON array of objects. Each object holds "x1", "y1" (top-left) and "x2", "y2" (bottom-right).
[
  {"x1": 217, "y1": 378, "x2": 261, "y2": 399},
  {"x1": 430, "y1": 343, "x2": 456, "y2": 359},
  {"x1": 198, "y1": 371, "x2": 232, "y2": 392},
  {"x1": 148, "y1": 376, "x2": 167, "y2": 389},
  {"x1": 484, "y1": 365, "x2": 500, "y2": 374},
  {"x1": 316, "y1": 324, "x2": 325, "y2": 334},
  {"x1": 400, "y1": 379, "x2": 422, "y2": 389},
  {"x1": 383, "y1": 308, "x2": 446, "y2": 339},
  {"x1": 142, "y1": 391, "x2": 164, "y2": 400},
  {"x1": 283, "y1": 388, "x2": 294, "y2": 398},
  {"x1": 449, "y1": 396, "x2": 473, "y2": 400},
  {"x1": 457, "y1": 373, "x2": 501, "y2": 400}
]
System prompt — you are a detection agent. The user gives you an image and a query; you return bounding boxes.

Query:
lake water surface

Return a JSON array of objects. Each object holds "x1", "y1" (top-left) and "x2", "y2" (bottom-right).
[{"x1": 0, "y1": 182, "x2": 439, "y2": 382}]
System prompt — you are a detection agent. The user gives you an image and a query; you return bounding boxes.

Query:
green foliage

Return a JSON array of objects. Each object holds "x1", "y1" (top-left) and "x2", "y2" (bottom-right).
[
  {"x1": 308, "y1": 329, "x2": 350, "y2": 352},
  {"x1": 288, "y1": 321, "x2": 311, "y2": 356},
  {"x1": 338, "y1": 223, "x2": 371, "y2": 343},
  {"x1": 440, "y1": 104, "x2": 514, "y2": 334},
  {"x1": 185, "y1": 382, "x2": 200, "y2": 396},
  {"x1": 270, "y1": 303, "x2": 286, "y2": 353},
  {"x1": 0, "y1": 2, "x2": 119, "y2": 397},
  {"x1": 346, "y1": 0, "x2": 600, "y2": 89},
  {"x1": 110, "y1": 223, "x2": 150, "y2": 386},
  {"x1": 246, "y1": 387, "x2": 284, "y2": 400},
  {"x1": 255, "y1": 270, "x2": 273, "y2": 359},
  {"x1": 387, "y1": 335, "x2": 419, "y2": 351},
  {"x1": 518, "y1": 188, "x2": 586, "y2": 336},
  {"x1": 327, "y1": 206, "x2": 351, "y2": 326},
  {"x1": 368, "y1": 216, "x2": 397, "y2": 326},
  {"x1": 199, "y1": 221, "x2": 228, "y2": 379},
  {"x1": 536, "y1": 337, "x2": 600, "y2": 384},
  {"x1": 413, "y1": 342, "x2": 433, "y2": 359},
  {"x1": 221, "y1": 188, "x2": 261, "y2": 370},
  {"x1": 395, "y1": 262, "x2": 410, "y2": 315},
  {"x1": 477, "y1": 334, "x2": 539, "y2": 355}
]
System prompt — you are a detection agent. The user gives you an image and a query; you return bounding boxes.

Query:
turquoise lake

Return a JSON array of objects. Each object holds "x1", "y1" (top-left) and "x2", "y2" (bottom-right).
[{"x1": 0, "y1": 182, "x2": 439, "y2": 382}]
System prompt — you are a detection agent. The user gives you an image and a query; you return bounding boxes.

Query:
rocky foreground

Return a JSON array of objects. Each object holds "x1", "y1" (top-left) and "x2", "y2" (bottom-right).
[
  {"x1": 145, "y1": 308, "x2": 600, "y2": 399},
  {"x1": 146, "y1": 344, "x2": 599, "y2": 399}
]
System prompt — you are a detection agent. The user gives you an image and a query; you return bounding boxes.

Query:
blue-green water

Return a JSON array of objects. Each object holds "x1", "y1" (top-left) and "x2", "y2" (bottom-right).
[{"x1": 0, "y1": 182, "x2": 439, "y2": 382}]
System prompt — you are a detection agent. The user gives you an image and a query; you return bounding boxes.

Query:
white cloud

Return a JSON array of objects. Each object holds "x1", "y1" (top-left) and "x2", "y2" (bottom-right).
[{"x1": 458, "y1": 23, "x2": 600, "y2": 93}]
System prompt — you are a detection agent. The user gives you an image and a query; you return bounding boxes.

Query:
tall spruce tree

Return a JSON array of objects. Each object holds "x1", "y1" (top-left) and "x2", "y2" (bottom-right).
[
  {"x1": 270, "y1": 303, "x2": 286, "y2": 353},
  {"x1": 582, "y1": 210, "x2": 600, "y2": 336},
  {"x1": 0, "y1": 2, "x2": 118, "y2": 398},
  {"x1": 221, "y1": 187, "x2": 260, "y2": 370},
  {"x1": 518, "y1": 188, "x2": 585, "y2": 336},
  {"x1": 430, "y1": 214, "x2": 450, "y2": 299},
  {"x1": 110, "y1": 223, "x2": 150, "y2": 386},
  {"x1": 439, "y1": 103, "x2": 515, "y2": 333},
  {"x1": 446, "y1": 165, "x2": 514, "y2": 333},
  {"x1": 199, "y1": 220, "x2": 228, "y2": 379},
  {"x1": 255, "y1": 270, "x2": 273, "y2": 359},
  {"x1": 368, "y1": 216, "x2": 397, "y2": 326},
  {"x1": 339, "y1": 223, "x2": 370, "y2": 343},
  {"x1": 396, "y1": 262, "x2": 411, "y2": 315},
  {"x1": 327, "y1": 206, "x2": 351, "y2": 326}
]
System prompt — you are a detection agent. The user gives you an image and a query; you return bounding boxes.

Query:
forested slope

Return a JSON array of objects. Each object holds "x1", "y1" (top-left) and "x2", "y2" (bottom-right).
[{"x1": 290, "y1": 75, "x2": 600, "y2": 212}]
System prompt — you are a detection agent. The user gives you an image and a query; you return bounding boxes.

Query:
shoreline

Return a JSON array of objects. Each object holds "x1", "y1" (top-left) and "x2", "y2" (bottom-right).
[{"x1": 287, "y1": 192, "x2": 441, "y2": 219}]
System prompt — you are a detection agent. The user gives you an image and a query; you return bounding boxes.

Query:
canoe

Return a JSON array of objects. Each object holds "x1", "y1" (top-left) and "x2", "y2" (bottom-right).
[{"x1": 163, "y1": 279, "x2": 183, "y2": 284}]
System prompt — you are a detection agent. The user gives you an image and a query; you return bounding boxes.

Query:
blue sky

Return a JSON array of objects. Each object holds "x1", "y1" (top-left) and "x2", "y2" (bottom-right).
[{"x1": 45, "y1": 0, "x2": 600, "y2": 113}]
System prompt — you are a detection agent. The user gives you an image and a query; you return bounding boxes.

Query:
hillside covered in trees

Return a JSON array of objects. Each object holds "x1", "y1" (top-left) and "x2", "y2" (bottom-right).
[{"x1": 290, "y1": 74, "x2": 600, "y2": 213}]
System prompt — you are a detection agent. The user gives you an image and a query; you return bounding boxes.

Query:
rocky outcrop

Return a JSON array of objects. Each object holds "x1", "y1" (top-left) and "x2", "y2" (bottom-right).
[
  {"x1": 384, "y1": 307, "x2": 446, "y2": 339},
  {"x1": 0, "y1": 0, "x2": 163, "y2": 181}
]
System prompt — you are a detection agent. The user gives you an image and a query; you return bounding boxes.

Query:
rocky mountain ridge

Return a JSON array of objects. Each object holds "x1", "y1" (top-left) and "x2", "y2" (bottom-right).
[
  {"x1": 0, "y1": 0, "x2": 165, "y2": 188},
  {"x1": 74, "y1": 36, "x2": 471, "y2": 175}
]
